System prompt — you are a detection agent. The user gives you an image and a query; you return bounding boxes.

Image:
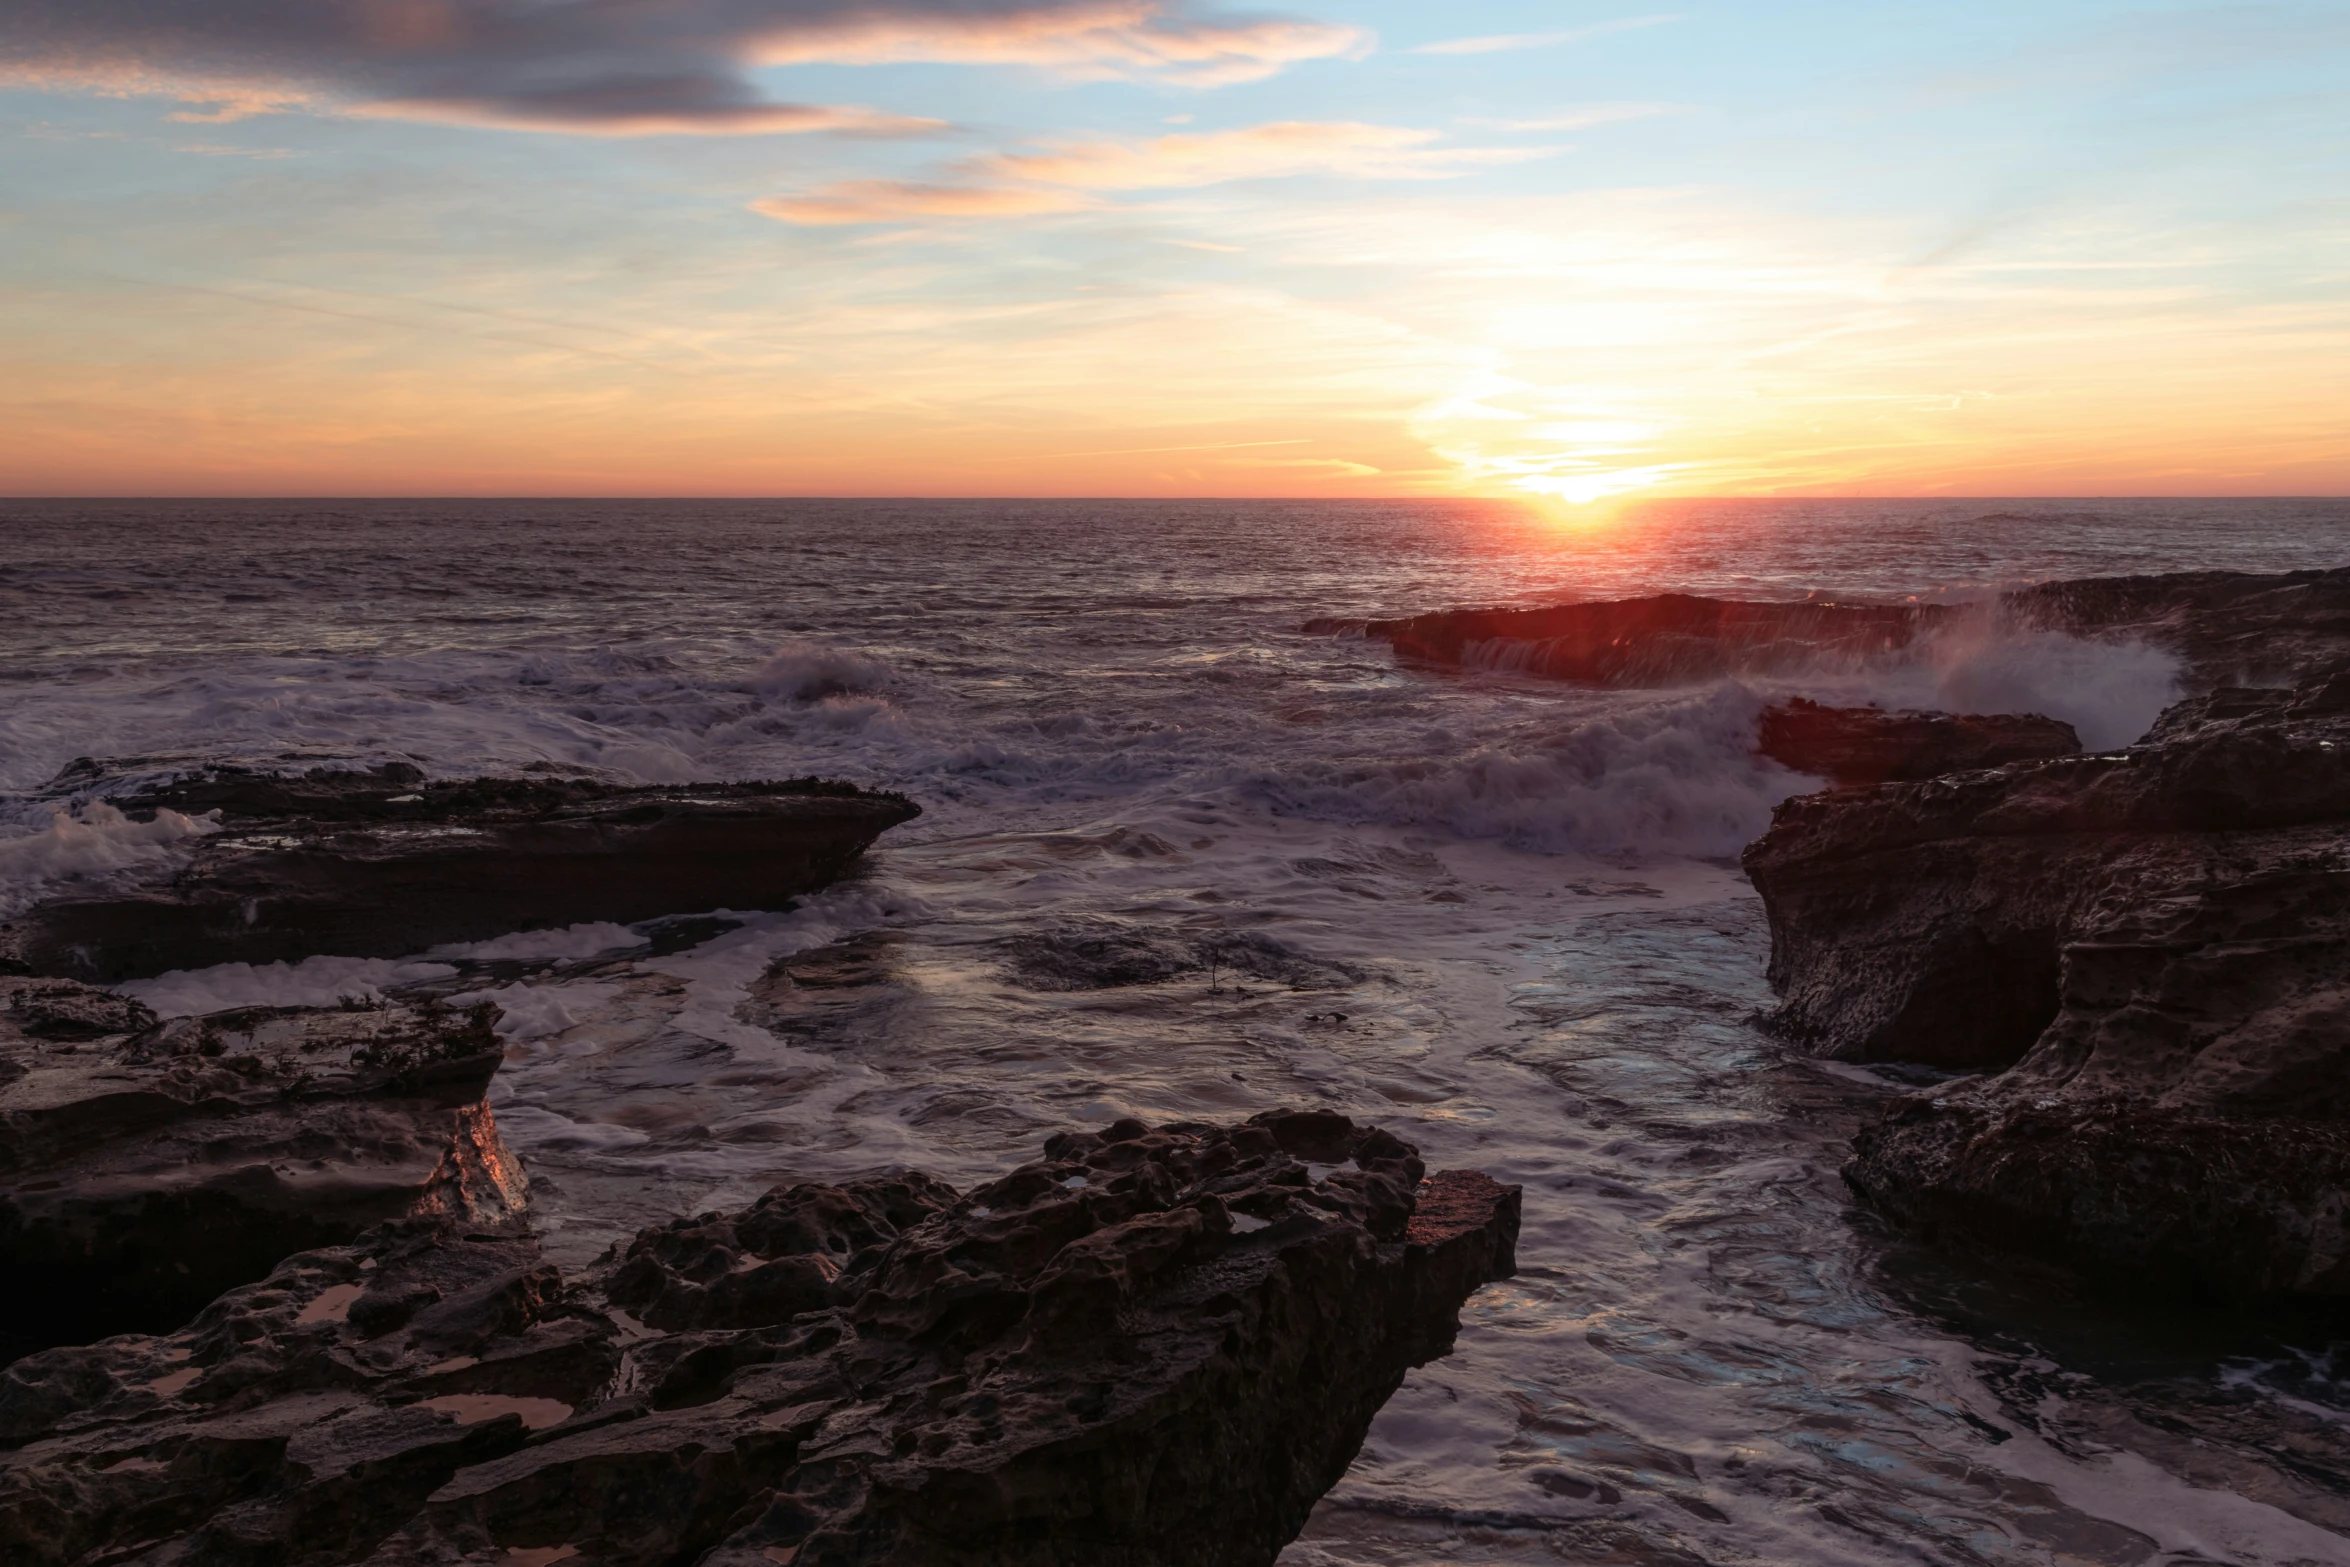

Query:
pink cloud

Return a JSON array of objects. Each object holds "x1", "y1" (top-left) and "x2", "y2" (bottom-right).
[{"x1": 753, "y1": 180, "x2": 1093, "y2": 225}]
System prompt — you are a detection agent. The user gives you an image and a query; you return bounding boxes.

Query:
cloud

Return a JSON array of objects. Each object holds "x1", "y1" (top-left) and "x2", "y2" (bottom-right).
[
  {"x1": 980, "y1": 120, "x2": 1542, "y2": 187},
  {"x1": 0, "y1": 0, "x2": 1362, "y2": 137},
  {"x1": 1413, "y1": 15, "x2": 1677, "y2": 56},
  {"x1": 757, "y1": 120, "x2": 1548, "y2": 224},
  {"x1": 752, "y1": 180, "x2": 1092, "y2": 224}
]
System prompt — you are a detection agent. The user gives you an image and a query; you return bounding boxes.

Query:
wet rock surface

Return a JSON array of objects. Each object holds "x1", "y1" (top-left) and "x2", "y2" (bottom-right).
[
  {"x1": 0, "y1": 983, "x2": 525, "y2": 1356},
  {"x1": 1747, "y1": 678, "x2": 2350, "y2": 1295},
  {"x1": 0, "y1": 1109, "x2": 1520, "y2": 1567},
  {"x1": 2, "y1": 764, "x2": 920, "y2": 983},
  {"x1": 1333, "y1": 568, "x2": 2350, "y2": 699},
  {"x1": 2007, "y1": 565, "x2": 2350, "y2": 688},
  {"x1": 1327, "y1": 593, "x2": 1952, "y2": 685},
  {"x1": 1756, "y1": 698, "x2": 2080, "y2": 786}
]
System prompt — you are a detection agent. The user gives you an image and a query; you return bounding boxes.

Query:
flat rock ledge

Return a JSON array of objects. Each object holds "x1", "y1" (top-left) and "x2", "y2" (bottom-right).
[
  {"x1": 2, "y1": 764, "x2": 921, "y2": 983},
  {"x1": 1, "y1": 981, "x2": 526, "y2": 1356},
  {"x1": 1756, "y1": 698, "x2": 2079, "y2": 787},
  {"x1": 0, "y1": 1109, "x2": 1519, "y2": 1567},
  {"x1": 1324, "y1": 567, "x2": 2350, "y2": 694},
  {"x1": 1745, "y1": 680, "x2": 2350, "y2": 1296},
  {"x1": 1314, "y1": 593, "x2": 1950, "y2": 685}
]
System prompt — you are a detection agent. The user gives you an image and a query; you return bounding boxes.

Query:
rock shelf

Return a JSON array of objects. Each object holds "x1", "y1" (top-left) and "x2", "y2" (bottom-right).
[
  {"x1": 2, "y1": 765, "x2": 920, "y2": 983},
  {"x1": 1756, "y1": 697, "x2": 2080, "y2": 787},
  {"x1": 0, "y1": 1109, "x2": 1520, "y2": 1566},
  {"x1": 0, "y1": 981, "x2": 525, "y2": 1356}
]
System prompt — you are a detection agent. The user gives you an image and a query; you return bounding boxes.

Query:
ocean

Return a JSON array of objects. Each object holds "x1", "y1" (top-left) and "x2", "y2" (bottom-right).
[{"x1": 5, "y1": 495, "x2": 2350, "y2": 1564}]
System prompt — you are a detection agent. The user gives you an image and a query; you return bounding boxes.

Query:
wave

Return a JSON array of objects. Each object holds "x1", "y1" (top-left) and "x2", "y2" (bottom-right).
[{"x1": 0, "y1": 803, "x2": 219, "y2": 914}]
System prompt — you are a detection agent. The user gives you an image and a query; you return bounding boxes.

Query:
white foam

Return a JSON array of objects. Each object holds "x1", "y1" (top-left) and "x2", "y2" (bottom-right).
[
  {"x1": 1230, "y1": 683, "x2": 1808, "y2": 857},
  {"x1": 446, "y1": 980, "x2": 623, "y2": 1040},
  {"x1": 121, "y1": 955, "x2": 461, "y2": 1017},
  {"x1": 748, "y1": 640, "x2": 891, "y2": 702},
  {"x1": 1761, "y1": 622, "x2": 2185, "y2": 751},
  {"x1": 0, "y1": 804, "x2": 218, "y2": 911},
  {"x1": 1926, "y1": 628, "x2": 2181, "y2": 749},
  {"x1": 437, "y1": 923, "x2": 639, "y2": 962}
]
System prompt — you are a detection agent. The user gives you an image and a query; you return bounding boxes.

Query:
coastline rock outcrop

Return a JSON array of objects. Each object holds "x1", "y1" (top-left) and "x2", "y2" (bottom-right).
[
  {"x1": 1747, "y1": 681, "x2": 2350, "y2": 1294},
  {"x1": 0, "y1": 1109, "x2": 1520, "y2": 1566},
  {"x1": 1, "y1": 982, "x2": 524, "y2": 1356},
  {"x1": 1756, "y1": 698, "x2": 2080, "y2": 787},
  {"x1": 2, "y1": 764, "x2": 920, "y2": 983},
  {"x1": 1323, "y1": 594, "x2": 1951, "y2": 685},
  {"x1": 2006, "y1": 565, "x2": 2350, "y2": 688},
  {"x1": 1333, "y1": 568, "x2": 2350, "y2": 699}
]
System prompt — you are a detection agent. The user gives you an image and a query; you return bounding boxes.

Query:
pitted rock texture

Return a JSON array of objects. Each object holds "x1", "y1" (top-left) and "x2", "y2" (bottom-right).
[
  {"x1": 0, "y1": 986, "x2": 525, "y2": 1354},
  {"x1": 1745, "y1": 679, "x2": 2350, "y2": 1295},
  {"x1": 1746, "y1": 685, "x2": 2350, "y2": 1068},
  {"x1": 0, "y1": 1110, "x2": 1520, "y2": 1567},
  {"x1": 1, "y1": 764, "x2": 920, "y2": 983},
  {"x1": 1323, "y1": 593, "x2": 1951, "y2": 685},
  {"x1": 1756, "y1": 698, "x2": 2080, "y2": 787}
]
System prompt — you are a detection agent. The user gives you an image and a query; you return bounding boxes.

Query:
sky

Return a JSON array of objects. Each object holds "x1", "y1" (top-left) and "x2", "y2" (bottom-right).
[{"x1": 1, "y1": 1, "x2": 2345, "y2": 500}]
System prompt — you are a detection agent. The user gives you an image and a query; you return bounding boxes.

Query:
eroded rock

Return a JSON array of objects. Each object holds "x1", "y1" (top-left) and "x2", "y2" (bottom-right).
[
  {"x1": 0, "y1": 1109, "x2": 1520, "y2": 1566},
  {"x1": 1757, "y1": 698, "x2": 2079, "y2": 786},
  {"x1": 1746, "y1": 681, "x2": 2350, "y2": 1295},
  {"x1": 1, "y1": 764, "x2": 920, "y2": 983},
  {"x1": 0, "y1": 983, "x2": 525, "y2": 1354}
]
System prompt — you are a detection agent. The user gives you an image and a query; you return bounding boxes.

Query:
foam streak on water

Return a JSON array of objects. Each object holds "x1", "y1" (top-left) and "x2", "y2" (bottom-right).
[{"x1": 7, "y1": 497, "x2": 2350, "y2": 1564}]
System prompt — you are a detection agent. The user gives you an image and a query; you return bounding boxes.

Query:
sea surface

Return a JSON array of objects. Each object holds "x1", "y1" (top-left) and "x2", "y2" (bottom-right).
[{"x1": 5, "y1": 496, "x2": 2350, "y2": 1565}]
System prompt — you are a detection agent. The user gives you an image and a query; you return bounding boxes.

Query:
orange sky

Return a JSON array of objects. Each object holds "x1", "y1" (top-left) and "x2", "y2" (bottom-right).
[{"x1": 3, "y1": 2, "x2": 2345, "y2": 497}]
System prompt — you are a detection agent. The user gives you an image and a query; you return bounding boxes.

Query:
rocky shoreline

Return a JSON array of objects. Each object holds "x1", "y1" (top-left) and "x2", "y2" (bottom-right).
[
  {"x1": 1340, "y1": 567, "x2": 2350, "y2": 1303},
  {"x1": 5, "y1": 561, "x2": 2348, "y2": 1559},
  {"x1": 1738, "y1": 570, "x2": 2350, "y2": 1299},
  {"x1": 0, "y1": 1105, "x2": 1518, "y2": 1565},
  {"x1": 0, "y1": 764, "x2": 1523, "y2": 1564},
  {"x1": 3, "y1": 764, "x2": 919, "y2": 983}
]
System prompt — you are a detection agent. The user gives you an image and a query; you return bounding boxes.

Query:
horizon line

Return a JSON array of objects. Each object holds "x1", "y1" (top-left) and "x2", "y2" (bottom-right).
[{"x1": 4, "y1": 493, "x2": 2347, "y2": 504}]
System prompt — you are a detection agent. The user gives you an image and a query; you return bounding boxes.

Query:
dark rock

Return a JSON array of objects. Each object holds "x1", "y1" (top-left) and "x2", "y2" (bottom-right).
[
  {"x1": 1756, "y1": 698, "x2": 2079, "y2": 786},
  {"x1": 1, "y1": 765, "x2": 920, "y2": 983},
  {"x1": 2005, "y1": 566, "x2": 2350, "y2": 688},
  {"x1": 0, "y1": 979, "x2": 156, "y2": 1041},
  {"x1": 0, "y1": 986, "x2": 525, "y2": 1353},
  {"x1": 0, "y1": 1110, "x2": 1520, "y2": 1566},
  {"x1": 1745, "y1": 686, "x2": 2350, "y2": 1067},
  {"x1": 1745, "y1": 679, "x2": 2350, "y2": 1295},
  {"x1": 1338, "y1": 593, "x2": 1952, "y2": 685},
  {"x1": 1334, "y1": 569, "x2": 2350, "y2": 698}
]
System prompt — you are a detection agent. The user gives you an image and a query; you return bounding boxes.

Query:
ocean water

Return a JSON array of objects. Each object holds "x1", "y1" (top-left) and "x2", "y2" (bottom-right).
[{"x1": 5, "y1": 495, "x2": 2350, "y2": 1565}]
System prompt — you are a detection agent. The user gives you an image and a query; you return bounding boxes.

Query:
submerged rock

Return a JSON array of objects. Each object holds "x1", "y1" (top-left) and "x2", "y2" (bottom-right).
[
  {"x1": 0, "y1": 1109, "x2": 1520, "y2": 1566},
  {"x1": 1746, "y1": 682, "x2": 2350, "y2": 1295},
  {"x1": 1756, "y1": 698, "x2": 2079, "y2": 786},
  {"x1": 1330, "y1": 593, "x2": 1952, "y2": 685},
  {"x1": 0, "y1": 982, "x2": 524, "y2": 1354},
  {"x1": 1, "y1": 764, "x2": 920, "y2": 983}
]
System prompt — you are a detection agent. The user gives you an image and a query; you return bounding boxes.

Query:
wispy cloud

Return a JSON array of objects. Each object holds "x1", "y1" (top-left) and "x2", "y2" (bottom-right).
[
  {"x1": 1465, "y1": 102, "x2": 1688, "y2": 132},
  {"x1": 981, "y1": 121, "x2": 1543, "y2": 187},
  {"x1": 0, "y1": 1, "x2": 1364, "y2": 137},
  {"x1": 753, "y1": 180, "x2": 1091, "y2": 225},
  {"x1": 1413, "y1": 15, "x2": 1677, "y2": 56},
  {"x1": 757, "y1": 120, "x2": 1549, "y2": 225}
]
